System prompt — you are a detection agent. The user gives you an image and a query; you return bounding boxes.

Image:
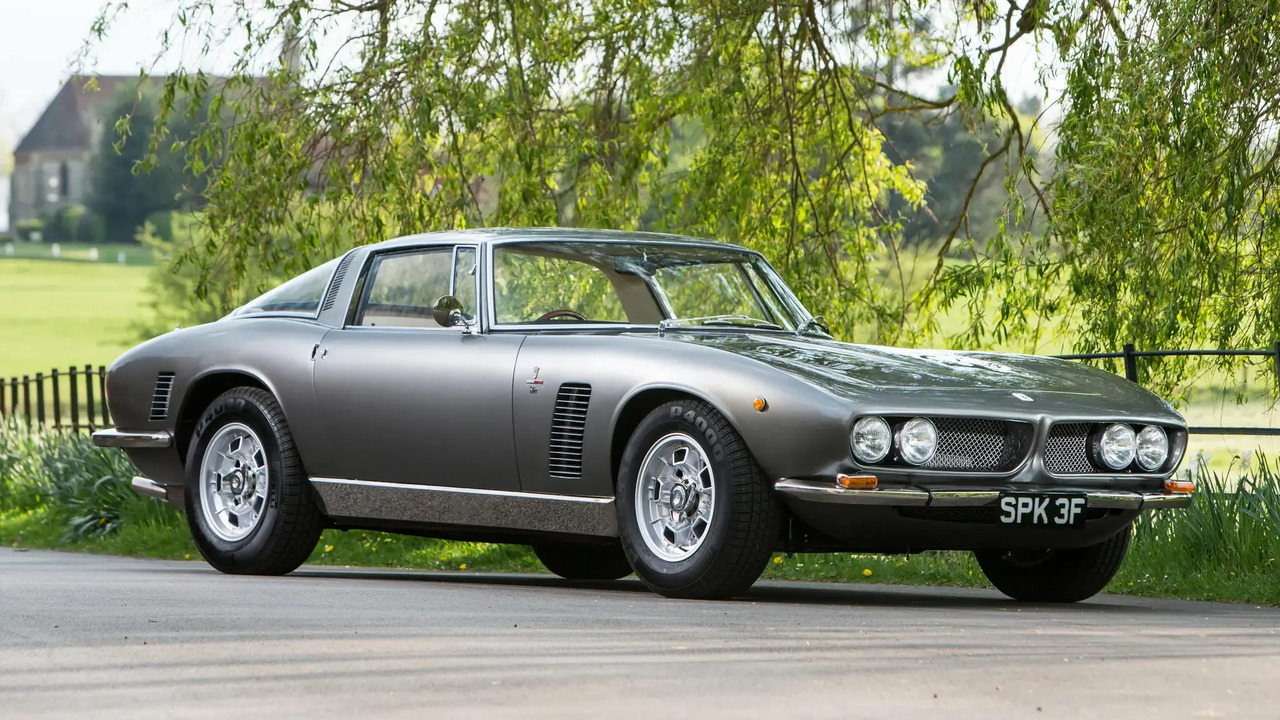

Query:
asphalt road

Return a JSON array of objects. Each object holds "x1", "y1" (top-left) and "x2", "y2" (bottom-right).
[{"x1": 2, "y1": 549, "x2": 1278, "y2": 719}]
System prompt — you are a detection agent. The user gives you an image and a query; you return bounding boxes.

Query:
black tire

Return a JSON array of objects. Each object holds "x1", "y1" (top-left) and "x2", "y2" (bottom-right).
[
  {"x1": 184, "y1": 387, "x2": 324, "y2": 575},
  {"x1": 616, "y1": 399, "x2": 782, "y2": 600},
  {"x1": 975, "y1": 525, "x2": 1132, "y2": 602},
  {"x1": 532, "y1": 541, "x2": 633, "y2": 581}
]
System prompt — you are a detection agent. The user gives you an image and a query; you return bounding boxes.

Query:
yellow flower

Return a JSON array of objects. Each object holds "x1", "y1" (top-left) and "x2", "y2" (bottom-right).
[
  {"x1": 324, "y1": 544, "x2": 334, "y2": 553},
  {"x1": 862, "y1": 568, "x2": 872, "y2": 577},
  {"x1": 460, "y1": 563, "x2": 468, "y2": 570},
  {"x1": 772, "y1": 556, "x2": 783, "y2": 564}
]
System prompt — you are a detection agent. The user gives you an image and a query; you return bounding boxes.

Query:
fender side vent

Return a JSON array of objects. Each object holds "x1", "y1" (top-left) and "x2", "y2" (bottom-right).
[
  {"x1": 320, "y1": 253, "x2": 355, "y2": 312},
  {"x1": 548, "y1": 383, "x2": 591, "y2": 479},
  {"x1": 150, "y1": 372, "x2": 176, "y2": 421}
]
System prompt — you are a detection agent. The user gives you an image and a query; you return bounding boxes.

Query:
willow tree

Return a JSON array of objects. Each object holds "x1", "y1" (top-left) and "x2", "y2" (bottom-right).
[{"x1": 92, "y1": 0, "x2": 1280, "y2": 390}]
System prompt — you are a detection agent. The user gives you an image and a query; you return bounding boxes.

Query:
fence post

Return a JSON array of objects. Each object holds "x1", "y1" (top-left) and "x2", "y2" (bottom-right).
[
  {"x1": 35, "y1": 373, "x2": 45, "y2": 426},
  {"x1": 1122, "y1": 343, "x2": 1139, "y2": 384},
  {"x1": 69, "y1": 366, "x2": 79, "y2": 431},
  {"x1": 22, "y1": 376, "x2": 31, "y2": 425},
  {"x1": 9, "y1": 377, "x2": 16, "y2": 417},
  {"x1": 52, "y1": 369, "x2": 61, "y2": 430},
  {"x1": 1274, "y1": 341, "x2": 1280, "y2": 396},
  {"x1": 98, "y1": 365, "x2": 109, "y2": 426},
  {"x1": 0, "y1": 378, "x2": 5, "y2": 420},
  {"x1": 84, "y1": 365, "x2": 95, "y2": 430}
]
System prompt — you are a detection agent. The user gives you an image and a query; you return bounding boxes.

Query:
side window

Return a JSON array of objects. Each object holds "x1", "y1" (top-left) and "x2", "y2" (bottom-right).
[
  {"x1": 453, "y1": 246, "x2": 477, "y2": 313},
  {"x1": 493, "y1": 248, "x2": 627, "y2": 323},
  {"x1": 356, "y1": 248, "x2": 466, "y2": 328}
]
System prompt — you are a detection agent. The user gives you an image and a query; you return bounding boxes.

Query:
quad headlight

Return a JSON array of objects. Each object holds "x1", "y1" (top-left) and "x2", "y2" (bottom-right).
[
  {"x1": 851, "y1": 416, "x2": 892, "y2": 463},
  {"x1": 1093, "y1": 423, "x2": 1137, "y2": 470},
  {"x1": 1135, "y1": 425, "x2": 1169, "y2": 471},
  {"x1": 896, "y1": 417, "x2": 938, "y2": 466}
]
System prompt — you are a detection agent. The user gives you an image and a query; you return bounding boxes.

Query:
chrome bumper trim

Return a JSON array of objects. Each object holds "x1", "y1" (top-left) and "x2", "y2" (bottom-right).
[
  {"x1": 775, "y1": 478, "x2": 1192, "y2": 510},
  {"x1": 92, "y1": 429, "x2": 173, "y2": 449},
  {"x1": 773, "y1": 479, "x2": 930, "y2": 506},
  {"x1": 131, "y1": 476, "x2": 168, "y2": 501}
]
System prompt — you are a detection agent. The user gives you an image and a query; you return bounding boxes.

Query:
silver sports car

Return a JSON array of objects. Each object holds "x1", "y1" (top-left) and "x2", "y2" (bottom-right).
[{"x1": 94, "y1": 228, "x2": 1191, "y2": 601}]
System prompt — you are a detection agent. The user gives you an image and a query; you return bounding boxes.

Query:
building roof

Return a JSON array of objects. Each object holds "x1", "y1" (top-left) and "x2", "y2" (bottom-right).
[{"x1": 14, "y1": 75, "x2": 157, "y2": 156}]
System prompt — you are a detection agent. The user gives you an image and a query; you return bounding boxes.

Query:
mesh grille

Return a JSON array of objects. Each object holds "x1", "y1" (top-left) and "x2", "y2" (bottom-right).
[
  {"x1": 320, "y1": 253, "x2": 354, "y2": 312},
  {"x1": 548, "y1": 383, "x2": 591, "y2": 479},
  {"x1": 149, "y1": 372, "x2": 175, "y2": 421},
  {"x1": 1044, "y1": 423, "x2": 1097, "y2": 474},
  {"x1": 920, "y1": 418, "x2": 1031, "y2": 472}
]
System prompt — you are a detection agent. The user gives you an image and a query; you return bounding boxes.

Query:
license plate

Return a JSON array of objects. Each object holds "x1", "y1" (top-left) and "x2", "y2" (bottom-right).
[{"x1": 998, "y1": 494, "x2": 1087, "y2": 528}]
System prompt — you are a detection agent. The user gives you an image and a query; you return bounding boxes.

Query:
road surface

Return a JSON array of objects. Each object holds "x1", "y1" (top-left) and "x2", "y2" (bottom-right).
[{"x1": 1, "y1": 548, "x2": 1278, "y2": 718}]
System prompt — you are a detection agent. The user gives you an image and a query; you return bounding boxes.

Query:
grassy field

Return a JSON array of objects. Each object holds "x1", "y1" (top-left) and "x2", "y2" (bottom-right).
[
  {"x1": 3, "y1": 241, "x2": 154, "y2": 266},
  {"x1": 0, "y1": 258, "x2": 151, "y2": 379}
]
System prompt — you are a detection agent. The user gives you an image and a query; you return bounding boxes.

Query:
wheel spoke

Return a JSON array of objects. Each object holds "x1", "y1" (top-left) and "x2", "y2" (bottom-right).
[{"x1": 199, "y1": 422, "x2": 271, "y2": 542}]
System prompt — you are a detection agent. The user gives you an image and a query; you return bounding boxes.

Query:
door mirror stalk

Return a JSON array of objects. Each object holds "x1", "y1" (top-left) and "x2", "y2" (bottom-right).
[{"x1": 433, "y1": 295, "x2": 475, "y2": 333}]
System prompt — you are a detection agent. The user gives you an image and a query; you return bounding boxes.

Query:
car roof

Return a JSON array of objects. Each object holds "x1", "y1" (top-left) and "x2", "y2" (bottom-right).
[{"x1": 367, "y1": 227, "x2": 752, "y2": 253}]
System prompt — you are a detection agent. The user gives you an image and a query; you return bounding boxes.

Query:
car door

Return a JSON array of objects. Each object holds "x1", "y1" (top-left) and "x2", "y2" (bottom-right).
[{"x1": 310, "y1": 244, "x2": 525, "y2": 490}]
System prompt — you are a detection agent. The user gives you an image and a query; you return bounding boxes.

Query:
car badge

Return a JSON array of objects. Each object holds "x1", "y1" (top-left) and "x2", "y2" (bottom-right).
[
  {"x1": 526, "y1": 366, "x2": 544, "y2": 394},
  {"x1": 1012, "y1": 392, "x2": 1033, "y2": 402}
]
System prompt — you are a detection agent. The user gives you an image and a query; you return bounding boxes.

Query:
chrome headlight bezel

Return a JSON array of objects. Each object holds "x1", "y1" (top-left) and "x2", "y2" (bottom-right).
[
  {"x1": 1092, "y1": 422, "x2": 1138, "y2": 470},
  {"x1": 1135, "y1": 425, "x2": 1170, "y2": 471},
  {"x1": 850, "y1": 416, "x2": 892, "y2": 464},
  {"x1": 896, "y1": 417, "x2": 938, "y2": 466}
]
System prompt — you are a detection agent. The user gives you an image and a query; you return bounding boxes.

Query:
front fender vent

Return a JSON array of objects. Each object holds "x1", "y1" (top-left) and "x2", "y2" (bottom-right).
[
  {"x1": 548, "y1": 383, "x2": 591, "y2": 479},
  {"x1": 150, "y1": 372, "x2": 176, "y2": 421},
  {"x1": 320, "y1": 252, "x2": 355, "y2": 313}
]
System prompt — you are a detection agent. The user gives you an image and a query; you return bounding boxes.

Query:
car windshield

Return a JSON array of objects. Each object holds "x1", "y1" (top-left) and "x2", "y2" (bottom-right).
[{"x1": 492, "y1": 241, "x2": 814, "y2": 331}]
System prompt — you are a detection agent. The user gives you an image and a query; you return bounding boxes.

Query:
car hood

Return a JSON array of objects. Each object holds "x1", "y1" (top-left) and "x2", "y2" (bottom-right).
[{"x1": 657, "y1": 332, "x2": 1183, "y2": 422}]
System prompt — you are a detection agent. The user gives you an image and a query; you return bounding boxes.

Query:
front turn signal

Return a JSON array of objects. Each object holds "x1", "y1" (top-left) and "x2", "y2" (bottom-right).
[
  {"x1": 1164, "y1": 478, "x2": 1195, "y2": 494},
  {"x1": 837, "y1": 474, "x2": 878, "y2": 489}
]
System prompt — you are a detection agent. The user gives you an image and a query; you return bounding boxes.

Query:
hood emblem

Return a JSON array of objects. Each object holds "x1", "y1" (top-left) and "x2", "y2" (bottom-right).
[{"x1": 1012, "y1": 392, "x2": 1033, "y2": 402}]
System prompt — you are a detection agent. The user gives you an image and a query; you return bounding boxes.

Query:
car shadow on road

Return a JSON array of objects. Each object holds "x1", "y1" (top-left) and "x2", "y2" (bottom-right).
[{"x1": 290, "y1": 566, "x2": 1164, "y2": 614}]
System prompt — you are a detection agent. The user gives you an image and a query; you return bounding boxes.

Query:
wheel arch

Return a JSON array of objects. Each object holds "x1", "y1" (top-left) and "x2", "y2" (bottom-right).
[
  {"x1": 174, "y1": 369, "x2": 273, "y2": 463},
  {"x1": 609, "y1": 386, "x2": 733, "y2": 490}
]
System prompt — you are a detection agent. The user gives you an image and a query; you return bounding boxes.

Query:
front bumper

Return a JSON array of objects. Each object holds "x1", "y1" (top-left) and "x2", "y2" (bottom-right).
[
  {"x1": 775, "y1": 478, "x2": 1192, "y2": 510},
  {"x1": 92, "y1": 428, "x2": 173, "y2": 449}
]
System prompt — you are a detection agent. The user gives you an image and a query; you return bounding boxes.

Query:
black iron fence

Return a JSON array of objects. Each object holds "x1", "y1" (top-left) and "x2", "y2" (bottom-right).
[
  {"x1": 0, "y1": 366, "x2": 110, "y2": 431},
  {"x1": 3, "y1": 347, "x2": 1280, "y2": 437},
  {"x1": 1054, "y1": 343, "x2": 1280, "y2": 437}
]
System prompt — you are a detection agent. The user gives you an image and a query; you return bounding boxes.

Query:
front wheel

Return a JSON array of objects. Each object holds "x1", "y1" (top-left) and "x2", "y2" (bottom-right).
[
  {"x1": 184, "y1": 387, "x2": 324, "y2": 575},
  {"x1": 975, "y1": 525, "x2": 1132, "y2": 602},
  {"x1": 616, "y1": 400, "x2": 782, "y2": 600}
]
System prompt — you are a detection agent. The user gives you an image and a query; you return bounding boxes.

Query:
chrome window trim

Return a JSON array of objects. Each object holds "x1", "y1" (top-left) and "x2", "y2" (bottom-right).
[{"x1": 343, "y1": 243, "x2": 481, "y2": 332}]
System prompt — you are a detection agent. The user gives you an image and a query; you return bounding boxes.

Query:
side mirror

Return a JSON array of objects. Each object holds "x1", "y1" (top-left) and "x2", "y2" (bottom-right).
[{"x1": 432, "y1": 295, "x2": 472, "y2": 329}]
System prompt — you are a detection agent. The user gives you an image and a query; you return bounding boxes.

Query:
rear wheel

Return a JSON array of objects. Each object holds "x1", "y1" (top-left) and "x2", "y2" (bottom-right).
[
  {"x1": 616, "y1": 400, "x2": 782, "y2": 599},
  {"x1": 532, "y1": 541, "x2": 633, "y2": 581},
  {"x1": 975, "y1": 525, "x2": 1131, "y2": 602},
  {"x1": 184, "y1": 387, "x2": 324, "y2": 575}
]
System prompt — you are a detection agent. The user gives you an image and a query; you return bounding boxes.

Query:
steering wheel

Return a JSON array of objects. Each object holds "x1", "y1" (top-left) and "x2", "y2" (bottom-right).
[{"x1": 536, "y1": 309, "x2": 588, "y2": 322}]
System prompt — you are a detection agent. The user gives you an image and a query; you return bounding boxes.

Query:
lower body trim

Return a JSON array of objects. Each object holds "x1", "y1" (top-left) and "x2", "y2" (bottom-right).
[{"x1": 309, "y1": 478, "x2": 618, "y2": 537}]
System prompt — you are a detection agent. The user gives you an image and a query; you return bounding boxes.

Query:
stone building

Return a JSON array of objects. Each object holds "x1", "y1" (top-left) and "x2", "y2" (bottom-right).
[{"x1": 8, "y1": 76, "x2": 150, "y2": 227}]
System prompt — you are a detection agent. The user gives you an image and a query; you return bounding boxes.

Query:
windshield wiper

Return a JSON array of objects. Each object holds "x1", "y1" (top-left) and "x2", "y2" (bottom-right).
[
  {"x1": 659, "y1": 314, "x2": 784, "y2": 334},
  {"x1": 795, "y1": 315, "x2": 831, "y2": 337}
]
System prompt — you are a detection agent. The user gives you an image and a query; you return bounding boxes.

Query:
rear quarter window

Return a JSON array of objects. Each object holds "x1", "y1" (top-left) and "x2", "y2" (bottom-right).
[{"x1": 238, "y1": 258, "x2": 341, "y2": 316}]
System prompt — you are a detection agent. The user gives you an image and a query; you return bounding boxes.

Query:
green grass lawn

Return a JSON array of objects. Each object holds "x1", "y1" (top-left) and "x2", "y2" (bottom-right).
[
  {"x1": 3, "y1": 241, "x2": 154, "y2": 266},
  {"x1": 0, "y1": 259, "x2": 151, "y2": 378}
]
